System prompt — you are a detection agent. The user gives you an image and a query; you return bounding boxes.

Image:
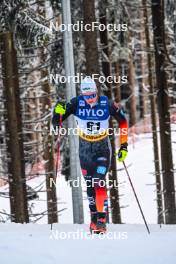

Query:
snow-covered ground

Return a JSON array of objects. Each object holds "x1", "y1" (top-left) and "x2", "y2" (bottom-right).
[
  {"x1": 0, "y1": 223, "x2": 176, "y2": 264},
  {"x1": 0, "y1": 126, "x2": 176, "y2": 224},
  {"x1": 0, "y1": 126, "x2": 176, "y2": 264}
]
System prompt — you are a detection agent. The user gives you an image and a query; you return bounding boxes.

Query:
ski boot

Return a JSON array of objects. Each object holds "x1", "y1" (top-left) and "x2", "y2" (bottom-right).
[
  {"x1": 95, "y1": 212, "x2": 107, "y2": 234},
  {"x1": 89, "y1": 212, "x2": 97, "y2": 233}
]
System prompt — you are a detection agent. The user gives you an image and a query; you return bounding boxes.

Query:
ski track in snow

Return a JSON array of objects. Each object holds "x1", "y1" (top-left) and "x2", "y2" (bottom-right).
[{"x1": 0, "y1": 223, "x2": 176, "y2": 264}]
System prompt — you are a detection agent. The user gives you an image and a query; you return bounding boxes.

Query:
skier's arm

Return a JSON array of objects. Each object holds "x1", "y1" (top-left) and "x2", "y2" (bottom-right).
[
  {"x1": 52, "y1": 97, "x2": 77, "y2": 127},
  {"x1": 109, "y1": 101, "x2": 128, "y2": 162},
  {"x1": 109, "y1": 101, "x2": 128, "y2": 145}
]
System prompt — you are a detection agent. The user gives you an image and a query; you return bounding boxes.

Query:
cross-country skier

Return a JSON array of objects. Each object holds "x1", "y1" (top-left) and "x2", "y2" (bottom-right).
[{"x1": 52, "y1": 76, "x2": 128, "y2": 233}]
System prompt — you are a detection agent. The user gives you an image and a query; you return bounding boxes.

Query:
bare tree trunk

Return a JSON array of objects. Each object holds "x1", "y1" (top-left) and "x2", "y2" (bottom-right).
[
  {"x1": 128, "y1": 55, "x2": 137, "y2": 126},
  {"x1": 1, "y1": 32, "x2": 29, "y2": 223},
  {"x1": 39, "y1": 2, "x2": 58, "y2": 224},
  {"x1": 99, "y1": 11, "x2": 121, "y2": 224},
  {"x1": 143, "y1": 0, "x2": 164, "y2": 224},
  {"x1": 41, "y1": 53, "x2": 58, "y2": 224},
  {"x1": 138, "y1": 20, "x2": 147, "y2": 119},
  {"x1": 83, "y1": 0, "x2": 100, "y2": 87},
  {"x1": 114, "y1": 63, "x2": 121, "y2": 102},
  {"x1": 151, "y1": 0, "x2": 176, "y2": 224}
]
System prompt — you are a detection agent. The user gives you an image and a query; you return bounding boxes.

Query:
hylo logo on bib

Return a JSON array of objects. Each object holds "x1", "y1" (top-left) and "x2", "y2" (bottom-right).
[{"x1": 78, "y1": 109, "x2": 104, "y2": 117}]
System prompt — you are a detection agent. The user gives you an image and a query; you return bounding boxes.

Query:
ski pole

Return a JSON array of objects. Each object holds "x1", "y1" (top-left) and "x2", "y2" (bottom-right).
[
  {"x1": 123, "y1": 161, "x2": 150, "y2": 234},
  {"x1": 55, "y1": 115, "x2": 62, "y2": 179},
  {"x1": 51, "y1": 115, "x2": 62, "y2": 231},
  {"x1": 55, "y1": 137, "x2": 61, "y2": 179}
]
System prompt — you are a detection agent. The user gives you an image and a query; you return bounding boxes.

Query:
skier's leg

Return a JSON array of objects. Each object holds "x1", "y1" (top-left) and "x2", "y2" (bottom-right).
[
  {"x1": 81, "y1": 167, "x2": 97, "y2": 212},
  {"x1": 80, "y1": 166, "x2": 98, "y2": 231},
  {"x1": 79, "y1": 139, "x2": 98, "y2": 231},
  {"x1": 92, "y1": 156, "x2": 110, "y2": 232},
  {"x1": 79, "y1": 138, "x2": 111, "y2": 233}
]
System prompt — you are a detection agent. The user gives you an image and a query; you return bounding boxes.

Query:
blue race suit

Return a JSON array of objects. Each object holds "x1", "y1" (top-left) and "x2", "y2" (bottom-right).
[{"x1": 52, "y1": 95, "x2": 128, "y2": 214}]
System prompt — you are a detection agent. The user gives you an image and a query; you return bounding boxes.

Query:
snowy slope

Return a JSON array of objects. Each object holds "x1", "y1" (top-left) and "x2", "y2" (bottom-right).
[
  {"x1": 0, "y1": 126, "x2": 176, "y2": 264},
  {"x1": 0, "y1": 126, "x2": 176, "y2": 224},
  {"x1": 0, "y1": 223, "x2": 176, "y2": 264}
]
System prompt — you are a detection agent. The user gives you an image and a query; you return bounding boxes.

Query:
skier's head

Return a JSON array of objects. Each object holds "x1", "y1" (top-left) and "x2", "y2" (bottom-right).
[{"x1": 80, "y1": 76, "x2": 98, "y2": 105}]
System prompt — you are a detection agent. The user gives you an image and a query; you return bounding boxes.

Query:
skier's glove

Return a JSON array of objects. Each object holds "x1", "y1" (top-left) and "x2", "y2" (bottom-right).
[
  {"x1": 54, "y1": 102, "x2": 66, "y2": 115},
  {"x1": 117, "y1": 143, "x2": 128, "y2": 162}
]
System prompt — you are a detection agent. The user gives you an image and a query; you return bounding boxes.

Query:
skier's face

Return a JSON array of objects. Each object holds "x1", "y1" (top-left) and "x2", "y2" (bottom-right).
[{"x1": 83, "y1": 92, "x2": 98, "y2": 105}]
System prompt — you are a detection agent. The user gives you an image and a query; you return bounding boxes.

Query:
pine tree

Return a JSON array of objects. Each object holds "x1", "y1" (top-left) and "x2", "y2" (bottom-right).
[
  {"x1": 151, "y1": 0, "x2": 176, "y2": 224},
  {"x1": 99, "y1": 0, "x2": 122, "y2": 224},
  {"x1": 82, "y1": 0, "x2": 100, "y2": 82},
  {"x1": 1, "y1": 32, "x2": 29, "y2": 223},
  {"x1": 142, "y1": 0, "x2": 164, "y2": 224}
]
